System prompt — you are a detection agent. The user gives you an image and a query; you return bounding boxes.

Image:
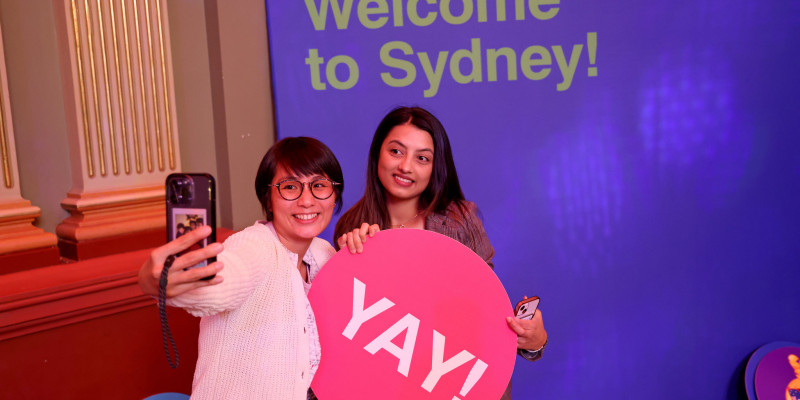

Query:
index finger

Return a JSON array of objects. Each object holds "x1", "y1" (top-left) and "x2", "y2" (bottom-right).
[
  {"x1": 152, "y1": 225, "x2": 213, "y2": 262},
  {"x1": 337, "y1": 234, "x2": 348, "y2": 250},
  {"x1": 367, "y1": 224, "x2": 380, "y2": 237},
  {"x1": 505, "y1": 316, "x2": 526, "y2": 335},
  {"x1": 358, "y1": 223, "x2": 371, "y2": 242}
]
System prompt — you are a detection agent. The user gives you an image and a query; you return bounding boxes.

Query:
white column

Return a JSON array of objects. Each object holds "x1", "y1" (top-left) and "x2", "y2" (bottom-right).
[{"x1": 53, "y1": 0, "x2": 180, "y2": 260}]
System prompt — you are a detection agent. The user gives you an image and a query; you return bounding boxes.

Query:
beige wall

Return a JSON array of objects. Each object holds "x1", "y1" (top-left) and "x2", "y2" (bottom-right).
[
  {"x1": 192, "y1": 0, "x2": 276, "y2": 230},
  {"x1": 0, "y1": 0, "x2": 72, "y2": 234},
  {"x1": 0, "y1": 0, "x2": 274, "y2": 235}
]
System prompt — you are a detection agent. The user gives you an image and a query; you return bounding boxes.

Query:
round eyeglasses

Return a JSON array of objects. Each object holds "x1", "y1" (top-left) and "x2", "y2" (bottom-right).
[{"x1": 269, "y1": 178, "x2": 341, "y2": 201}]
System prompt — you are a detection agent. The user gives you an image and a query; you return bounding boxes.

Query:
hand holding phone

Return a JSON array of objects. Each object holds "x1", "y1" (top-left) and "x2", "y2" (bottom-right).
[{"x1": 514, "y1": 296, "x2": 540, "y2": 320}]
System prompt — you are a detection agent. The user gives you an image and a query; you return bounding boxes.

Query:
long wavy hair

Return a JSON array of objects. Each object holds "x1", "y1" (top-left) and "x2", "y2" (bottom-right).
[{"x1": 335, "y1": 106, "x2": 478, "y2": 246}]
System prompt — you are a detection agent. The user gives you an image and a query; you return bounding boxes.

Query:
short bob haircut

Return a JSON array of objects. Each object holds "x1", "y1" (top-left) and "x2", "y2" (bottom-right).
[{"x1": 254, "y1": 136, "x2": 344, "y2": 221}]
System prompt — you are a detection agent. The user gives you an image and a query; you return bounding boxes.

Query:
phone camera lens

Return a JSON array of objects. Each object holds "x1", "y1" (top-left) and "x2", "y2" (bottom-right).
[{"x1": 169, "y1": 176, "x2": 194, "y2": 204}]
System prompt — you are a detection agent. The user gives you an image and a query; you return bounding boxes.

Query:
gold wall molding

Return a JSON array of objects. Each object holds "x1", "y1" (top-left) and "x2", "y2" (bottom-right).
[
  {"x1": 154, "y1": 0, "x2": 174, "y2": 170},
  {"x1": 0, "y1": 57, "x2": 12, "y2": 190},
  {"x1": 56, "y1": 185, "x2": 165, "y2": 242},
  {"x1": 55, "y1": 0, "x2": 181, "y2": 259},
  {"x1": 0, "y1": 200, "x2": 58, "y2": 255},
  {"x1": 62, "y1": 0, "x2": 180, "y2": 183}
]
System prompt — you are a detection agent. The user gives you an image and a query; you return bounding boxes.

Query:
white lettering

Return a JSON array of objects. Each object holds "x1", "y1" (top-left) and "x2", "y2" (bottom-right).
[
  {"x1": 342, "y1": 278, "x2": 395, "y2": 339},
  {"x1": 364, "y1": 313, "x2": 420, "y2": 377},
  {"x1": 421, "y1": 330, "x2": 475, "y2": 392}
]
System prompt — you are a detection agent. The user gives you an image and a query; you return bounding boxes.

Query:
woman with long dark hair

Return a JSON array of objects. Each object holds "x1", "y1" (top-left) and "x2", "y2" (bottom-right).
[
  {"x1": 335, "y1": 106, "x2": 490, "y2": 255},
  {"x1": 335, "y1": 106, "x2": 547, "y2": 399}
]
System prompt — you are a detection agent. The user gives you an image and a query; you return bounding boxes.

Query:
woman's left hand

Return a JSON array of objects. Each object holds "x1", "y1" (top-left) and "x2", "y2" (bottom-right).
[
  {"x1": 506, "y1": 307, "x2": 547, "y2": 351},
  {"x1": 337, "y1": 223, "x2": 380, "y2": 254}
]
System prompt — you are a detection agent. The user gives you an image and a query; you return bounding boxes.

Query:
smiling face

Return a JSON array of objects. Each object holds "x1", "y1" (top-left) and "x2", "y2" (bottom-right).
[
  {"x1": 270, "y1": 164, "x2": 336, "y2": 251},
  {"x1": 377, "y1": 123, "x2": 435, "y2": 204}
]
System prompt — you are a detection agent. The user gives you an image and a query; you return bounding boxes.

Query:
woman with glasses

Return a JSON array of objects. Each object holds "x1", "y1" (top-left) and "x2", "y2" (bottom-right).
[
  {"x1": 334, "y1": 106, "x2": 547, "y2": 399},
  {"x1": 138, "y1": 137, "x2": 343, "y2": 400}
]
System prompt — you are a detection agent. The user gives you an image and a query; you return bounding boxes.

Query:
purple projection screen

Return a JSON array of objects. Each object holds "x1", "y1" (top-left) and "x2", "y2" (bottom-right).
[{"x1": 264, "y1": 1, "x2": 800, "y2": 398}]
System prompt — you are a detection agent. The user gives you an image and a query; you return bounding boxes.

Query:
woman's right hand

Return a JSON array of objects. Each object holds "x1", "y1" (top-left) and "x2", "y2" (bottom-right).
[
  {"x1": 138, "y1": 225, "x2": 225, "y2": 297},
  {"x1": 337, "y1": 223, "x2": 380, "y2": 254}
]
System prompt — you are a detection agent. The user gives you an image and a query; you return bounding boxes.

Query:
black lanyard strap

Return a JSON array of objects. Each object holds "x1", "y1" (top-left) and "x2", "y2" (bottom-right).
[{"x1": 158, "y1": 255, "x2": 179, "y2": 369}]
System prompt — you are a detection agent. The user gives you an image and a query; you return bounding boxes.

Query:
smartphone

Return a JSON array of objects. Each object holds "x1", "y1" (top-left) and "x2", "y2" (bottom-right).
[
  {"x1": 514, "y1": 296, "x2": 540, "y2": 320},
  {"x1": 166, "y1": 173, "x2": 217, "y2": 278}
]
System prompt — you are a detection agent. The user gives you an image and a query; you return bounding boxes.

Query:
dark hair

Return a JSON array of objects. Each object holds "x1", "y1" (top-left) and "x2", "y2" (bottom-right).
[
  {"x1": 255, "y1": 136, "x2": 344, "y2": 221},
  {"x1": 335, "y1": 106, "x2": 475, "y2": 244}
]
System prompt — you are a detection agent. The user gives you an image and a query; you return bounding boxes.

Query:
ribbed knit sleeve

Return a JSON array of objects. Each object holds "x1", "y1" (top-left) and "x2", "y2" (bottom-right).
[{"x1": 167, "y1": 224, "x2": 275, "y2": 317}]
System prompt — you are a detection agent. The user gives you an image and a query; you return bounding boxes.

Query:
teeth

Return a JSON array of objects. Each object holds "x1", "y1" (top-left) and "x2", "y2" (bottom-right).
[
  {"x1": 295, "y1": 213, "x2": 318, "y2": 220},
  {"x1": 395, "y1": 176, "x2": 413, "y2": 183}
]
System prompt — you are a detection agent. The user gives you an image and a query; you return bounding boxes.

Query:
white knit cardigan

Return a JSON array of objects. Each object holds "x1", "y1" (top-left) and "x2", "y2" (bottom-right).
[{"x1": 168, "y1": 222, "x2": 335, "y2": 400}]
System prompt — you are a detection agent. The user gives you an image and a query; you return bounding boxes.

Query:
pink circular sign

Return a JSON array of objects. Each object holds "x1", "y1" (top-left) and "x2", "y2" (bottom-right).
[
  {"x1": 753, "y1": 345, "x2": 800, "y2": 400},
  {"x1": 309, "y1": 229, "x2": 517, "y2": 400}
]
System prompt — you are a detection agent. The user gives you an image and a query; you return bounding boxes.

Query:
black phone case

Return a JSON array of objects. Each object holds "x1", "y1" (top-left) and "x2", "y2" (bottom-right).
[{"x1": 166, "y1": 173, "x2": 217, "y2": 272}]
